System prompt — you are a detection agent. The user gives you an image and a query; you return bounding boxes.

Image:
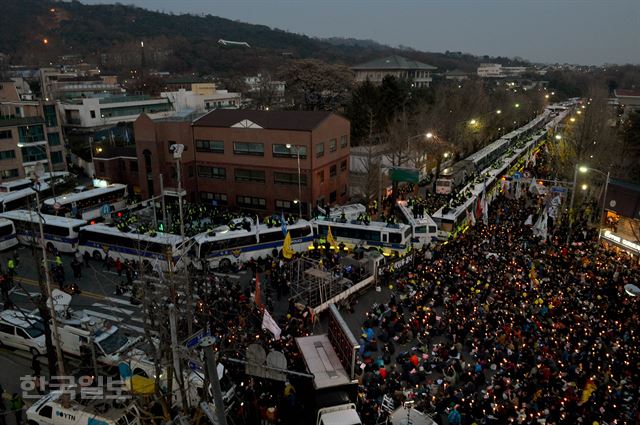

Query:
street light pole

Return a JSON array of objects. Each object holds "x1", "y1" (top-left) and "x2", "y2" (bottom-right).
[{"x1": 566, "y1": 165, "x2": 579, "y2": 244}]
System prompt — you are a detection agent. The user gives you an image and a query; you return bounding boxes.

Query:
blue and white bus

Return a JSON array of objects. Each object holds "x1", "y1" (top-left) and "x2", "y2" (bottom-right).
[
  {"x1": 78, "y1": 224, "x2": 190, "y2": 271},
  {"x1": 42, "y1": 184, "x2": 128, "y2": 221},
  {"x1": 0, "y1": 210, "x2": 85, "y2": 253},
  {"x1": 310, "y1": 218, "x2": 413, "y2": 256},
  {"x1": 0, "y1": 219, "x2": 18, "y2": 251},
  {"x1": 191, "y1": 219, "x2": 314, "y2": 270}
]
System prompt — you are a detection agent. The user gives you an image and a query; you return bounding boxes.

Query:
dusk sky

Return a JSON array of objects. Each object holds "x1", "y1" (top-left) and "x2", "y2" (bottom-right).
[{"x1": 80, "y1": 0, "x2": 640, "y2": 65}]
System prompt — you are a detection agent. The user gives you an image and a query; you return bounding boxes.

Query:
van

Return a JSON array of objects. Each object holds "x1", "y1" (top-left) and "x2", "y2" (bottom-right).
[
  {"x1": 0, "y1": 310, "x2": 46, "y2": 355},
  {"x1": 26, "y1": 390, "x2": 140, "y2": 425}
]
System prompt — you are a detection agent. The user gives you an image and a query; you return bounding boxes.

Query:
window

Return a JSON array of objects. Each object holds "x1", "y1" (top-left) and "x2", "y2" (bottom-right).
[
  {"x1": 235, "y1": 169, "x2": 265, "y2": 183},
  {"x1": 315, "y1": 143, "x2": 324, "y2": 158},
  {"x1": 47, "y1": 132, "x2": 61, "y2": 146},
  {"x1": 272, "y1": 144, "x2": 307, "y2": 159},
  {"x1": 0, "y1": 130, "x2": 12, "y2": 139},
  {"x1": 0, "y1": 323, "x2": 13, "y2": 335},
  {"x1": 0, "y1": 150, "x2": 16, "y2": 160},
  {"x1": 130, "y1": 161, "x2": 138, "y2": 173},
  {"x1": 167, "y1": 140, "x2": 176, "y2": 153},
  {"x1": 196, "y1": 140, "x2": 224, "y2": 153},
  {"x1": 38, "y1": 405, "x2": 52, "y2": 419},
  {"x1": 51, "y1": 151, "x2": 64, "y2": 164},
  {"x1": 275, "y1": 199, "x2": 293, "y2": 210},
  {"x1": 330, "y1": 191, "x2": 337, "y2": 203},
  {"x1": 236, "y1": 196, "x2": 266, "y2": 209},
  {"x1": 0, "y1": 169, "x2": 18, "y2": 179},
  {"x1": 197, "y1": 166, "x2": 226, "y2": 180},
  {"x1": 201, "y1": 192, "x2": 228, "y2": 205},
  {"x1": 329, "y1": 139, "x2": 337, "y2": 152},
  {"x1": 274, "y1": 172, "x2": 307, "y2": 186},
  {"x1": 90, "y1": 110, "x2": 96, "y2": 119},
  {"x1": 340, "y1": 160, "x2": 347, "y2": 172},
  {"x1": 330, "y1": 165, "x2": 337, "y2": 178},
  {"x1": 233, "y1": 142, "x2": 264, "y2": 156},
  {"x1": 16, "y1": 328, "x2": 29, "y2": 339},
  {"x1": 340, "y1": 135, "x2": 348, "y2": 148},
  {"x1": 18, "y1": 125, "x2": 44, "y2": 144},
  {"x1": 188, "y1": 166, "x2": 193, "y2": 177},
  {"x1": 21, "y1": 146, "x2": 47, "y2": 163},
  {"x1": 43, "y1": 105, "x2": 58, "y2": 127},
  {"x1": 318, "y1": 170, "x2": 324, "y2": 183}
]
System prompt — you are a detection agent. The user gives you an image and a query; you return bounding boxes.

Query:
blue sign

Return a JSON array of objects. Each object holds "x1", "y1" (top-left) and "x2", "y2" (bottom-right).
[
  {"x1": 101, "y1": 204, "x2": 111, "y2": 216},
  {"x1": 513, "y1": 172, "x2": 522, "y2": 181},
  {"x1": 186, "y1": 330, "x2": 212, "y2": 348},
  {"x1": 551, "y1": 186, "x2": 568, "y2": 193}
]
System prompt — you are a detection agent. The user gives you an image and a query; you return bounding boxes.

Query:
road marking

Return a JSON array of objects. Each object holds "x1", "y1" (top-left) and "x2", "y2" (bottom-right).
[
  {"x1": 14, "y1": 277, "x2": 105, "y2": 300},
  {"x1": 92, "y1": 303, "x2": 134, "y2": 315},
  {"x1": 104, "y1": 296, "x2": 135, "y2": 306},
  {"x1": 83, "y1": 310, "x2": 121, "y2": 322},
  {"x1": 131, "y1": 316, "x2": 144, "y2": 323},
  {"x1": 8, "y1": 287, "x2": 37, "y2": 297}
]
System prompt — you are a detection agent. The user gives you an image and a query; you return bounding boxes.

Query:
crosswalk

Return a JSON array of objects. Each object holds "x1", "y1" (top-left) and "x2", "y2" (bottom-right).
[{"x1": 83, "y1": 294, "x2": 147, "y2": 335}]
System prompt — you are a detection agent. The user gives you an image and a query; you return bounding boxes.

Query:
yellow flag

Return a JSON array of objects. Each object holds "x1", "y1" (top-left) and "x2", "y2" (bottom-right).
[
  {"x1": 283, "y1": 231, "x2": 295, "y2": 259},
  {"x1": 327, "y1": 226, "x2": 338, "y2": 248},
  {"x1": 529, "y1": 263, "x2": 539, "y2": 287}
]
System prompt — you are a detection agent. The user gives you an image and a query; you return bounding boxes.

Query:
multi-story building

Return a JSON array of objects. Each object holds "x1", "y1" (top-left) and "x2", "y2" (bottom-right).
[
  {"x1": 613, "y1": 89, "x2": 640, "y2": 118},
  {"x1": 133, "y1": 109, "x2": 350, "y2": 215},
  {"x1": 40, "y1": 67, "x2": 121, "y2": 101},
  {"x1": 0, "y1": 81, "x2": 67, "y2": 181},
  {"x1": 477, "y1": 63, "x2": 528, "y2": 78},
  {"x1": 161, "y1": 84, "x2": 242, "y2": 113},
  {"x1": 92, "y1": 146, "x2": 140, "y2": 193},
  {"x1": 352, "y1": 55, "x2": 436, "y2": 88}
]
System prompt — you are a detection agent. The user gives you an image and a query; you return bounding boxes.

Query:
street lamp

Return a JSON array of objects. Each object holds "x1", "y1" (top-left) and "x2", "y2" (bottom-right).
[
  {"x1": 469, "y1": 119, "x2": 478, "y2": 126},
  {"x1": 555, "y1": 134, "x2": 562, "y2": 140},
  {"x1": 496, "y1": 109, "x2": 502, "y2": 114},
  {"x1": 285, "y1": 144, "x2": 303, "y2": 218},
  {"x1": 578, "y1": 166, "x2": 610, "y2": 241}
]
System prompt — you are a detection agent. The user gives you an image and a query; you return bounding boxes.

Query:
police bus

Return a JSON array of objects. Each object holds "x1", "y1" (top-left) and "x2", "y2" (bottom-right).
[
  {"x1": 0, "y1": 171, "x2": 70, "y2": 193},
  {"x1": 310, "y1": 217, "x2": 413, "y2": 256},
  {"x1": 0, "y1": 210, "x2": 86, "y2": 253},
  {"x1": 0, "y1": 218, "x2": 18, "y2": 251},
  {"x1": 78, "y1": 223, "x2": 189, "y2": 271},
  {"x1": 191, "y1": 219, "x2": 314, "y2": 270},
  {"x1": 42, "y1": 183, "x2": 128, "y2": 221}
]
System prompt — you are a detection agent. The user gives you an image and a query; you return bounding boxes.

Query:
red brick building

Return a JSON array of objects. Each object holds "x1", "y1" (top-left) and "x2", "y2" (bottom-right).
[{"x1": 132, "y1": 110, "x2": 350, "y2": 215}]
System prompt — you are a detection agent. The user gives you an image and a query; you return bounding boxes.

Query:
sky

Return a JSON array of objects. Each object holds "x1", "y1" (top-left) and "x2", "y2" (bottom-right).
[{"x1": 80, "y1": 0, "x2": 640, "y2": 65}]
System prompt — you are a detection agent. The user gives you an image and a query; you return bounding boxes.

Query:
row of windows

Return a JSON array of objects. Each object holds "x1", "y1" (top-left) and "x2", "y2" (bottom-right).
[
  {"x1": 13, "y1": 220, "x2": 78, "y2": 237},
  {"x1": 0, "y1": 130, "x2": 12, "y2": 140},
  {"x1": 0, "y1": 169, "x2": 18, "y2": 179},
  {"x1": 191, "y1": 140, "x2": 345, "y2": 159},
  {"x1": 317, "y1": 225, "x2": 404, "y2": 244},
  {"x1": 197, "y1": 167, "x2": 310, "y2": 186},
  {"x1": 199, "y1": 226, "x2": 311, "y2": 255},
  {"x1": 79, "y1": 230, "x2": 171, "y2": 254},
  {"x1": 237, "y1": 196, "x2": 266, "y2": 209},
  {"x1": 0, "y1": 150, "x2": 16, "y2": 161},
  {"x1": 317, "y1": 160, "x2": 347, "y2": 183},
  {"x1": 316, "y1": 136, "x2": 348, "y2": 158}
]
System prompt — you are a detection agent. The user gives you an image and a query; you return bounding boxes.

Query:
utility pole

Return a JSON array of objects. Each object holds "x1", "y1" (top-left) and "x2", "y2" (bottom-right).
[
  {"x1": 159, "y1": 173, "x2": 167, "y2": 230},
  {"x1": 169, "y1": 304, "x2": 185, "y2": 409},
  {"x1": 200, "y1": 336, "x2": 228, "y2": 425}
]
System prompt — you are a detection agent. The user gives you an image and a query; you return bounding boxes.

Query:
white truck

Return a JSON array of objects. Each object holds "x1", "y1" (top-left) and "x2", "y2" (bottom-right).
[
  {"x1": 46, "y1": 290, "x2": 141, "y2": 367},
  {"x1": 296, "y1": 334, "x2": 362, "y2": 425},
  {"x1": 26, "y1": 390, "x2": 140, "y2": 425}
]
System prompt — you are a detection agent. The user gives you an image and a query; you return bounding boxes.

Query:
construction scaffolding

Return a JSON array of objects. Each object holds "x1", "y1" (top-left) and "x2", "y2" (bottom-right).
[{"x1": 288, "y1": 256, "x2": 355, "y2": 309}]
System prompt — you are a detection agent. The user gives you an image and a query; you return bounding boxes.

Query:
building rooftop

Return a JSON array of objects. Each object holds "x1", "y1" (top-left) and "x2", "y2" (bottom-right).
[
  {"x1": 93, "y1": 146, "x2": 137, "y2": 159},
  {"x1": 352, "y1": 55, "x2": 436, "y2": 71},
  {"x1": 193, "y1": 109, "x2": 335, "y2": 131}
]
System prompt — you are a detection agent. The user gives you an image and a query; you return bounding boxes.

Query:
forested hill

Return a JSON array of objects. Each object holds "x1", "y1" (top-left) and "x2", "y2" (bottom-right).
[{"x1": 1, "y1": 0, "x2": 526, "y2": 74}]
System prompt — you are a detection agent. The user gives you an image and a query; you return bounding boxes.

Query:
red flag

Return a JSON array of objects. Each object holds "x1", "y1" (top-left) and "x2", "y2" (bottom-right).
[
  {"x1": 475, "y1": 195, "x2": 483, "y2": 219},
  {"x1": 254, "y1": 273, "x2": 262, "y2": 310}
]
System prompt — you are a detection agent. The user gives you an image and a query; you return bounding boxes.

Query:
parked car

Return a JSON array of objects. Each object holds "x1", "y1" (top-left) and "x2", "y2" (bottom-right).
[{"x1": 0, "y1": 310, "x2": 47, "y2": 355}]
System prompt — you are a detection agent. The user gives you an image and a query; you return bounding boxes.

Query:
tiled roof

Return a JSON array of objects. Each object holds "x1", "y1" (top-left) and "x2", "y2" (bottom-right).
[
  {"x1": 193, "y1": 110, "x2": 336, "y2": 131},
  {"x1": 352, "y1": 55, "x2": 436, "y2": 71}
]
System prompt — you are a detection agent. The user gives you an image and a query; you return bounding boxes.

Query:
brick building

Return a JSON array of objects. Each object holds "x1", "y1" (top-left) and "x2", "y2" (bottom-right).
[
  {"x1": 132, "y1": 109, "x2": 350, "y2": 215},
  {"x1": 93, "y1": 146, "x2": 139, "y2": 192}
]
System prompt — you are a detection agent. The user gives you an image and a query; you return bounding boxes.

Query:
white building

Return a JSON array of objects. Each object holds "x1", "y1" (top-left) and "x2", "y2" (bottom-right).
[
  {"x1": 244, "y1": 74, "x2": 286, "y2": 97},
  {"x1": 477, "y1": 64, "x2": 528, "y2": 78},
  {"x1": 59, "y1": 95, "x2": 174, "y2": 128},
  {"x1": 477, "y1": 63, "x2": 504, "y2": 78},
  {"x1": 161, "y1": 83, "x2": 241, "y2": 113}
]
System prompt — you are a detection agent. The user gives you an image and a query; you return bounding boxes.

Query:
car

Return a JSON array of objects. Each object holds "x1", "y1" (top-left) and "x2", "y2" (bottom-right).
[{"x1": 0, "y1": 310, "x2": 47, "y2": 355}]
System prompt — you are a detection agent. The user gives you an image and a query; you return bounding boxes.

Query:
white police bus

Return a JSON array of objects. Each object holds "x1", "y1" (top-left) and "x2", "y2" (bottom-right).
[
  {"x1": 0, "y1": 210, "x2": 85, "y2": 253},
  {"x1": 310, "y1": 218, "x2": 413, "y2": 256},
  {"x1": 0, "y1": 218, "x2": 18, "y2": 251},
  {"x1": 191, "y1": 219, "x2": 314, "y2": 270},
  {"x1": 78, "y1": 223, "x2": 189, "y2": 271},
  {"x1": 42, "y1": 183, "x2": 128, "y2": 221}
]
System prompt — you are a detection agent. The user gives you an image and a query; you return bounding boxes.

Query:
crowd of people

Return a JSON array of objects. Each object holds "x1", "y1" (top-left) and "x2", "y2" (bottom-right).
[{"x1": 352, "y1": 159, "x2": 639, "y2": 424}]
